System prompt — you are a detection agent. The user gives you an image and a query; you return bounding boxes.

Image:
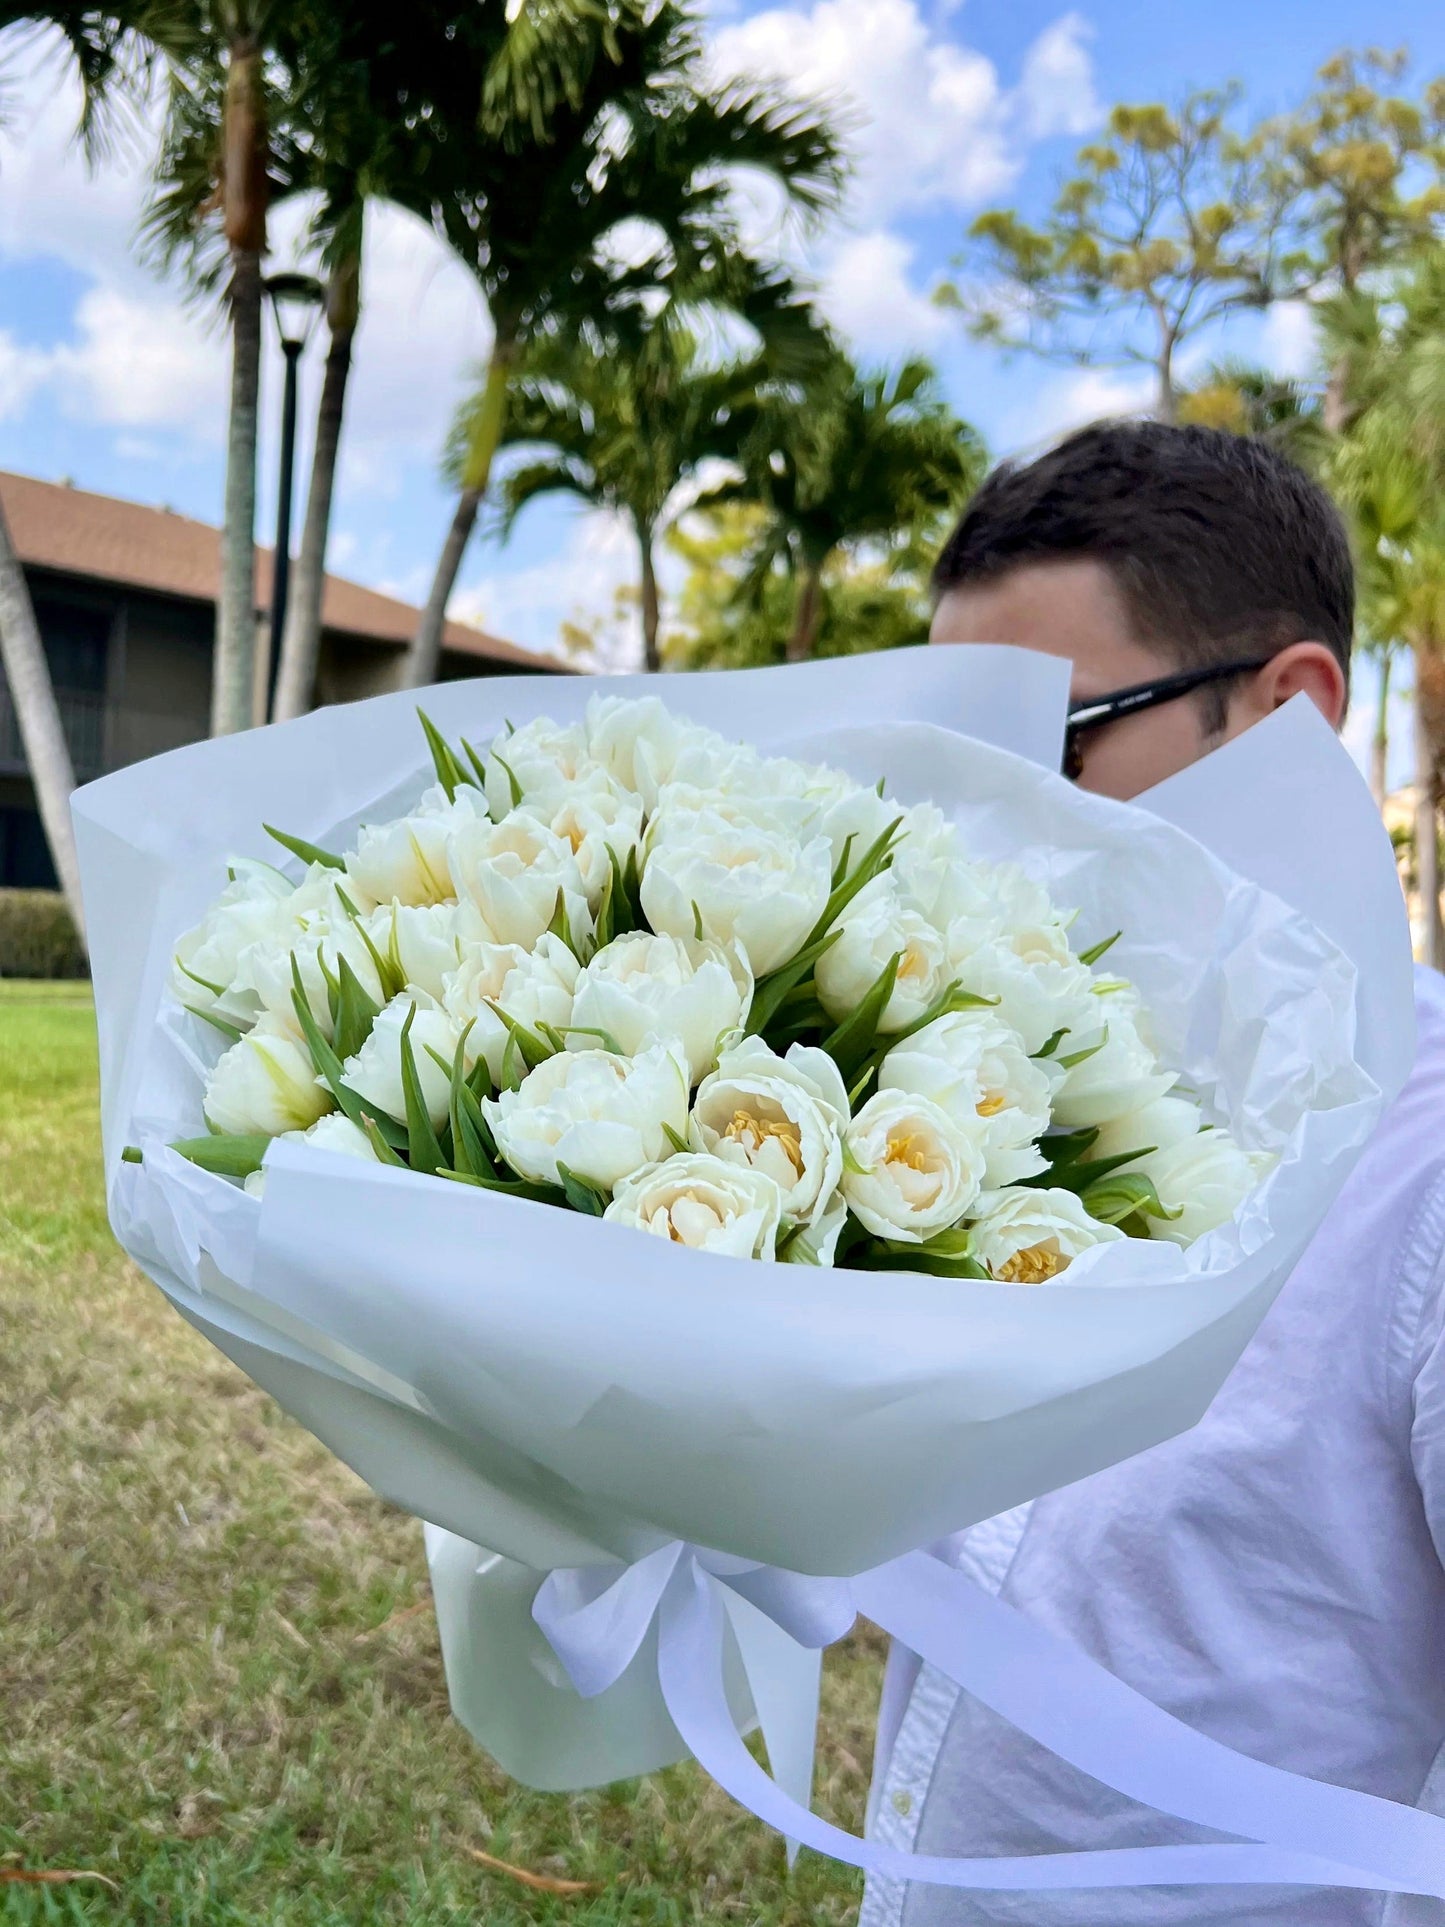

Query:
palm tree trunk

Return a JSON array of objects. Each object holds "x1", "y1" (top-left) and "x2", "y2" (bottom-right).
[
  {"x1": 639, "y1": 526, "x2": 661, "y2": 672},
  {"x1": 273, "y1": 249, "x2": 360, "y2": 722},
  {"x1": 405, "y1": 332, "x2": 516, "y2": 690},
  {"x1": 212, "y1": 36, "x2": 268, "y2": 736},
  {"x1": 1371, "y1": 646, "x2": 1392, "y2": 810},
  {"x1": 786, "y1": 561, "x2": 825, "y2": 663},
  {"x1": 1415, "y1": 647, "x2": 1445, "y2": 970},
  {"x1": 214, "y1": 247, "x2": 263, "y2": 735},
  {"x1": 0, "y1": 501, "x2": 84, "y2": 939}
]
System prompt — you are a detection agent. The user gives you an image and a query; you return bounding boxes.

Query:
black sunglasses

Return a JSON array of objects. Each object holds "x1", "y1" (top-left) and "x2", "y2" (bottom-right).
[{"x1": 1063, "y1": 659, "x2": 1273, "y2": 781}]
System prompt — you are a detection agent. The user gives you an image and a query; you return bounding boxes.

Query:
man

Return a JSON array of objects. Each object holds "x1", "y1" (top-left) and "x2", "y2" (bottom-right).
[{"x1": 863, "y1": 422, "x2": 1445, "y2": 1927}]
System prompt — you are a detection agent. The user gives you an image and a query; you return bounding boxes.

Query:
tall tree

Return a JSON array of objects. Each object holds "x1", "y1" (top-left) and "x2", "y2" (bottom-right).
[
  {"x1": 948, "y1": 90, "x2": 1304, "y2": 422},
  {"x1": 1255, "y1": 49, "x2": 1445, "y2": 431},
  {"x1": 485, "y1": 259, "x2": 818, "y2": 672},
  {"x1": 725, "y1": 351, "x2": 984, "y2": 662},
  {"x1": 142, "y1": 0, "x2": 317, "y2": 736},
  {"x1": 485, "y1": 326, "x2": 751, "y2": 672},
  {"x1": 401, "y1": 0, "x2": 843, "y2": 689},
  {"x1": 0, "y1": 7, "x2": 153, "y2": 932}
]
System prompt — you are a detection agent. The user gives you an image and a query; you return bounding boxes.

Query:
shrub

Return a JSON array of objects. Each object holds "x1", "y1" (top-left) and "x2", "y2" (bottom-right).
[{"x1": 0, "y1": 889, "x2": 88, "y2": 978}]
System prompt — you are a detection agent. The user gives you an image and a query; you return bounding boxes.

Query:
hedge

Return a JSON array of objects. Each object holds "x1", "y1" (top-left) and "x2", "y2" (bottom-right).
[{"x1": 0, "y1": 888, "x2": 89, "y2": 979}]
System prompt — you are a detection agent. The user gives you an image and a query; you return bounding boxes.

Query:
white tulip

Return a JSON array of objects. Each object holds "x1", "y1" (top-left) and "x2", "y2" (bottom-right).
[
  {"x1": 1050, "y1": 995, "x2": 1176, "y2": 1128},
  {"x1": 204, "y1": 1016, "x2": 334, "y2": 1138},
  {"x1": 287, "y1": 858, "x2": 377, "y2": 922},
  {"x1": 819, "y1": 784, "x2": 901, "y2": 875},
  {"x1": 447, "y1": 812, "x2": 593, "y2": 953},
  {"x1": 240, "y1": 913, "x2": 385, "y2": 1039},
  {"x1": 443, "y1": 934, "x2": 580, "y2": 1086},
  {"x1": 484, "y1": 1042, "x2": 689, "y2": 1193},
  {"x1": 749, "y1": 753, "x2": 855, "y2": 823},
  {"x1": 484, "y1": 716, "x2": 598, "y2": 819},
  {"x1": 949, "y1": 933, "x2": 1097, "y2": 1058},
  {"x1": 969, "y1": 1186, "x2": 1124, "y2": 1283},
  {"x1": 585, "y1": 694, "x2": 741, "y2": 810},
  {"x1": 886, "y1": 804, "x2": 959, "y2": 920},
  {"x1": 879, "y1": 1009, "x2": 1054, "y2": 1186},
  {"x1": 345, "y1": 786, "x2": 485, "y2": 907},
  {"x1": 691, "y1": 1035, "x2": 849, "y2": 1230},
  {"x1": 1122, "y1": 1128, "x2": 1270, "y2": 1247},
  {"x1": 520, "y1": 767, "x2": 645, "y2": 902},
  {"x1": 641, "y1": 811, "x2": 832, "y2": 977},
  {"x1": 1090, "y1": 1093, "x2": 1207, "y2": 1163},
  {"x1": 782, "y1": 1190, "x2": 848, "y2": 1266},
  {"x1": 842, "y1": 1089, "x2": 985, "y2": 1243},
  {"x1": 932, "y1": 859, "x2": 1009, "y2": 958},
  {"x1": 363, "y1": 901, "x2": 466, "y2": 1001},
  {"x1": 170, "y1": 859, "x2": 294, "y2": 1024},
  {"x1": 815, "y1": 877, "x2": 948, "y2": 1034},
  {"x1": 341, "y1": 992, "x2": 462, "y2": 1129},
  {"x1": 243, "y1": 1112, "x2": 381, "y2": 1198},
  {"x1": 604, "y1": 1153, "x2": 783, "y2": 1259},
  {"x1": 649, "y1": 780, "x2": 818, "y2": 843},
  {"x1": 570, "y1": 932, "x2": 752, "y2": 1083},
  {"x1": 943, "y1": 860, "x2": 1074, "y2": 969}
]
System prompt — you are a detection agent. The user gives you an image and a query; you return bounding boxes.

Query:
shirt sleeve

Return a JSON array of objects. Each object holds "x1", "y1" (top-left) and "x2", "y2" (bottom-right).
[{"x1": 1404, "y1": 1172, "x2": 1445, "y2": 1569}]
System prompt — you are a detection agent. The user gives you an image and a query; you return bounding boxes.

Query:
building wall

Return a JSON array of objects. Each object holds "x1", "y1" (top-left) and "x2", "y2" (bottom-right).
[{"x1": 1, "y1": 565, "x2": 563, "y2": 889}]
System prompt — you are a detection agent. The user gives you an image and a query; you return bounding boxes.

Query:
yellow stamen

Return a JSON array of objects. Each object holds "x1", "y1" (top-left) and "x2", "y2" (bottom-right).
[
  {"x1": 976, "y1": 1092, "x2": 1007, "y2": 1118},
  {"x1": 724, "y1": 1109, "x2": 803, "y2": 1176},
  {"x1": 885, "y1": 1131, "x2": 932, "y2": 1172},
  {"x1": 997, "y1": 1243, "x2": 1066, "y2": 1285}
]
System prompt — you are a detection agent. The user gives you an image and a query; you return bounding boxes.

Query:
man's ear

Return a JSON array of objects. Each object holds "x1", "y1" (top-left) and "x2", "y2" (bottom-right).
[{"x1": 1249, "y1": 642, "x2": 1348, "y2": 731}]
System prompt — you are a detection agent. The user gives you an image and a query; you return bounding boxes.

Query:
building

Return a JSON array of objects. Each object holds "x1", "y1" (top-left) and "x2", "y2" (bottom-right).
[{"x1": 0, "y1": 470, "x2": 567, "y2": 889}]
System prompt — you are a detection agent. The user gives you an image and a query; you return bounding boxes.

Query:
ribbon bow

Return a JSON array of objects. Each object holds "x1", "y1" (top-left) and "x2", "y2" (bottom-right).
[{"x1": 532, "y1": 1543, "x2": 1445, "y2": 1897}]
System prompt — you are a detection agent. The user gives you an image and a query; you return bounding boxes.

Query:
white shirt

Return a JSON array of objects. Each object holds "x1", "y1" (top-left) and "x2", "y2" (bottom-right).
[{"x1": 863, "y1": 969, "x2": 1445, "y2": 1927}]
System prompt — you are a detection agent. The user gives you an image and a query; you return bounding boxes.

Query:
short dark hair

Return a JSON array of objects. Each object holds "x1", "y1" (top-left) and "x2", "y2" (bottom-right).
[{"x1": 933, "y1": 421, "x2": 1354, "y2": 725}]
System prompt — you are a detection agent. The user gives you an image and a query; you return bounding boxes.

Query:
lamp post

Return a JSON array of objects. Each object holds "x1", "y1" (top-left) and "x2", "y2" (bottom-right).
[{"x1": 262, "y1": 271, "x2": 324, "y2": 722}]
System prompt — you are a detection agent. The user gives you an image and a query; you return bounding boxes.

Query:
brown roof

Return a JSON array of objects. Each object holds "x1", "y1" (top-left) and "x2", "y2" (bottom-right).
[{"x1": 0, "y1": 469, "x2": 557, "y2": 671}]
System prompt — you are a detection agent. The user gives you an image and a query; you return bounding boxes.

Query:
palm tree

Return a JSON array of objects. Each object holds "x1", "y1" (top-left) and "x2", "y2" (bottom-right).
[
  {"x1": 0, "y1": 8, "x2": 154, "y2": 933},
  {"x1": 143, "y1": 0, "x2": 351, "y2": 736},
  {"x1": 401, "y1": 0, "x2": 843, "y2": 689},
  {"x1": 484, "y1": 268, "x2": 817, "y2": 672},
  {"x1": 270, "y1": 224, "x2": 358, "y2": 719},
  {"x1": 148, "y1": 0, "x2": 450, "y2": 721},
  {"x1": 729, "y1": 351, "x2": 985, "y2": 662}
]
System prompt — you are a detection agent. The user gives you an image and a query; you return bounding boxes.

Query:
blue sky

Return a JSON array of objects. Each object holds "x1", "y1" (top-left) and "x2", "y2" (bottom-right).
[{"x1": 0, "y1": 0, "x2": 1441, "y2": 731}]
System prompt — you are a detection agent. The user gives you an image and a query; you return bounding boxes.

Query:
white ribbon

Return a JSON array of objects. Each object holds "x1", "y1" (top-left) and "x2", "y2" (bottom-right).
[{"x1": 534, "y1": 1546, "x2": 1445, "y2": 1897}]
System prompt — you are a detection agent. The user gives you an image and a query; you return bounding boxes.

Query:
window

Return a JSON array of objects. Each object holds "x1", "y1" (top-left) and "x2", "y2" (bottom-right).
[{"x1": 0, "y1": 804, "x2": 59, "y2": 889}]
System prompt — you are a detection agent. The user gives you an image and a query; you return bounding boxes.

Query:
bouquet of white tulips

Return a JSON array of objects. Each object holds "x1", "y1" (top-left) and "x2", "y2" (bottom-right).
[
  {"x1": 78, "y1": 649, "x2": 1423, "y2": 1899},
  {"x1": 163, "y1": 694, "x2": 1268, "y2": 1283}
]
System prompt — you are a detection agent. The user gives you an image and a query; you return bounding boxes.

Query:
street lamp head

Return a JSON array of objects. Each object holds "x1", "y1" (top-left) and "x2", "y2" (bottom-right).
[{"x1": 264, "y1": 270, "x2": 325, "y2": 352}]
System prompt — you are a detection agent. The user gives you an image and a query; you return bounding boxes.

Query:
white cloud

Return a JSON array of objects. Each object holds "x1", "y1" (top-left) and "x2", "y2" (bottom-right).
[
  {"x1": 0, "y1": 330, "x2": 52, "y2": 420},
  {"x1": 51, "y1": 284, "x2": 227, "y2": 434},
  {"x1": 710, "y1": 0, "x2": 1016, "y2": 229},
  {"x1": 819, "y1": 229, "x2": 950, "y2": 358},
  {"x1": 0, "y1": 37, "x2": 162, "y2": 293},
  {"x1": 1014, "y1": 364, "x2": 1155, "y2": 450},
  {"x1": 454, "y1": 509, "x2": 646, "y2": 670},
  {"x1": 1018, "y1": 14, "x2": 1101, "y2": 139}
]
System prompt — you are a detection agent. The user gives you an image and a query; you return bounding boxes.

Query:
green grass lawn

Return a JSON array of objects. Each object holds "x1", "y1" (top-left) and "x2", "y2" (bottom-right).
[{"x1": 0, "y1": 981, "x2": 876, "y2": 1924}]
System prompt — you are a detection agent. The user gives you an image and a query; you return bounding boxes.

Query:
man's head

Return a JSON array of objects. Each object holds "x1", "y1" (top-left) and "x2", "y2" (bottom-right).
[{"x1": 930, "y1": 420, "x2": 1353, "y2": 798}]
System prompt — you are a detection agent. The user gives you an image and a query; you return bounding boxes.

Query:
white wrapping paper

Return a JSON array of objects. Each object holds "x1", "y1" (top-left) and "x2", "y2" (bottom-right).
[{"x1": 73, "y1": 649, "x2": 1413, "y2": 1807}]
